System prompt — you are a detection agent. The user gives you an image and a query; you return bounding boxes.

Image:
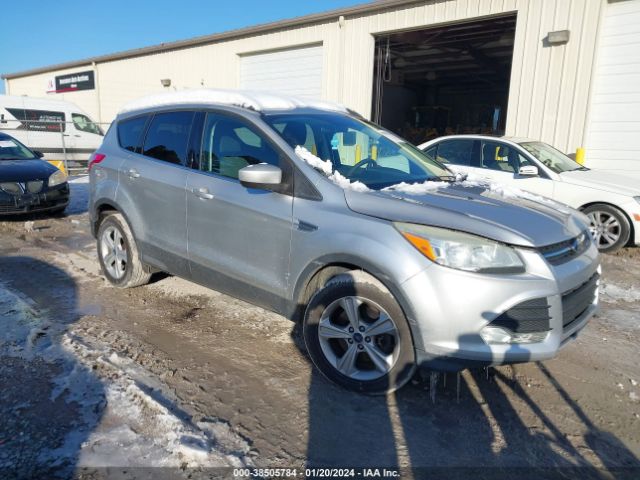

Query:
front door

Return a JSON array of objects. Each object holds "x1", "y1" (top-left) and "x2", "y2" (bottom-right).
[
  {"x1": 186, "y1": 112, "x2": 294, "y2": 311},
  {"x1": 476, "y1": 139, "x2": 554, "y2": 198}
]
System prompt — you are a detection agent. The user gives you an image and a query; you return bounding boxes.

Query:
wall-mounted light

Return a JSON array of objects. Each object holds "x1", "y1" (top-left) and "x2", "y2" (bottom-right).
[
  {"x1": 160, "y1": 78, "x2": 171, "y2": 87},
  {"x1": 547, "y1": 30, "x2": 570, "y2": 46}
]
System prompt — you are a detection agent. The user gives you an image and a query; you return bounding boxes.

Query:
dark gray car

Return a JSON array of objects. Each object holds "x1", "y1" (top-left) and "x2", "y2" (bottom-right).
[{"x1": 89, "y1": 90, "x2": 600, "y2": 394}]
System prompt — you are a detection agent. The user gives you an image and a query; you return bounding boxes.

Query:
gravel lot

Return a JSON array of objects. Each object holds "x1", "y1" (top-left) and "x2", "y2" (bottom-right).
[{"x1": 0, "y1": 180, "x2": 639, "y2": 479}]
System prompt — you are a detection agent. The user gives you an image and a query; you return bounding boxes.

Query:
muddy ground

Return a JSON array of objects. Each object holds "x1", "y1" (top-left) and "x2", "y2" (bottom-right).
[{"x1": 0, "y1": 182, "x2": 639, "y2": 479}]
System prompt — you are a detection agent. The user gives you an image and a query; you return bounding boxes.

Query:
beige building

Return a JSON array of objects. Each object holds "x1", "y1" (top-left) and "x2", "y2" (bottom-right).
[{"x1": 3, "y1": 0, "x2": 640, "y2": 172}]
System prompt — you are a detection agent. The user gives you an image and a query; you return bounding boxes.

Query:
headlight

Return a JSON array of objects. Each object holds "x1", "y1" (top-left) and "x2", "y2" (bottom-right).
[
  {"x1": 48, "y1": 169, "x2": 68, "y2": 187},
  {"x1": 395, "y1": 222, "x2": 525, "y2": 273},
  {"x1": 0, "y1": 182, "x2": 22, "y2": 195}
]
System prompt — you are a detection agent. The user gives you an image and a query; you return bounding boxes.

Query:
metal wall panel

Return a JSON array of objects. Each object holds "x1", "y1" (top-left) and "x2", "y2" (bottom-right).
[
  {"x1": 585, "y1": 0, "x2": 640, "y2": 172},
  {"x1": 6, "y1": 0, "x2": 605, "y2": 155}
]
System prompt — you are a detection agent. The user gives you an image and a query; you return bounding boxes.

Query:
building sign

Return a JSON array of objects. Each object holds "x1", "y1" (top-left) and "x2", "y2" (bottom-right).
[{"x1": 53, "y1": 70, "x2": 95, "y2": 93}]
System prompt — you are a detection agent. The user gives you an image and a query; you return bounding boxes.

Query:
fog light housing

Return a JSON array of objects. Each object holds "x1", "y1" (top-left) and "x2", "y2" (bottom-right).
[{"x1": 480, "y1": 326, "x2": 549, "y2": 345}]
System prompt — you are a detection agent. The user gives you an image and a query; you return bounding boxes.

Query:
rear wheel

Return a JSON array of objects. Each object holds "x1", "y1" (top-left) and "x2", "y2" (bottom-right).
[
  {"x1": 303, "y1": 271, "x2": 416, "y2": 394},
  {"x1": 97, "y1": 212, "x2": 151, "y2": 288},
  {"x1": 583, "y1": 204, "x2": 630, "y2": 253}
]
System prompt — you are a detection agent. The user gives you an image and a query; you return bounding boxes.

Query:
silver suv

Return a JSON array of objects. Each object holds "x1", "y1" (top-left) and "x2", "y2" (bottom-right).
[{"x1": 89, "y1": 90, "x2": 600, "y2": 394}]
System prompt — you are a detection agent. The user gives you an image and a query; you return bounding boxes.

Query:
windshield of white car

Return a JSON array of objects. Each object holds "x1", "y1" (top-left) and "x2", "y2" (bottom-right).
[
  {"x1": 264, "y1": 112, "x2": 452, "y2": 190},
  {"x1": 0, "y1": 136, "x2": 37, "y2": 161},
  {"x1": 519, "y1": 141, "x2": 585, "y2": 173}
]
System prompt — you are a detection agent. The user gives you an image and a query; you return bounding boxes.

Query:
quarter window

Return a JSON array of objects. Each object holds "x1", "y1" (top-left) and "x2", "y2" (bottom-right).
[
  {"x1": 199, "y1": 114, "x2": 279, "y2": 180},
  {"x1": 117, "y1": 115, "x2": 149, "y2": 154},
  {"x1": 143, "y1": 111, "x2": 195, "y2": 165}
]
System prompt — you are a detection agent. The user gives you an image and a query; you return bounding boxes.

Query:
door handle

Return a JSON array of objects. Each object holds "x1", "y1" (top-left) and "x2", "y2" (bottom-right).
[
  {"x1": 192, "y1": 187, "x2": 214, "y2": 200},
  {"x1": 127, "y1": 168, "x2": 140, "y2": 179}
]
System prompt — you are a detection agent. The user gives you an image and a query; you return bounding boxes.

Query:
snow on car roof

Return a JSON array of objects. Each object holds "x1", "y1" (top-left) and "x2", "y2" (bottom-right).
[{"x1": 118, "y1": 88, "x2": 348, "y2": 115}]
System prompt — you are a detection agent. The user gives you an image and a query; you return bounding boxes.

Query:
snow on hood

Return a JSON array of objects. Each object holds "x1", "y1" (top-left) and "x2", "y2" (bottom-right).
[
  {"x1": 294, "y1": 146, "x2": 370, "y2": 192},
  {"x1": 119, "y1": 88, "x2": 348, "y2": 115},
  {"x1": 345, "y1": 180, "x2": 587, "y2": 247},
  {"x1": 560, "y1": 169, "x2": 640, "y2": 197}
]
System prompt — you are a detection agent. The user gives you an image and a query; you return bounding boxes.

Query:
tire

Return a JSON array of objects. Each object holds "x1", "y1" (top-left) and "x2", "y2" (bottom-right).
[
  {"x1": 97, "y1": 212, "x2": 151, "y2": 288},
  {"x1": 583, "y1": 204, "x2": 631, "y2": 254},
  {"x1": 303, "y1": 270, "x2": 416, "y2": 394}
]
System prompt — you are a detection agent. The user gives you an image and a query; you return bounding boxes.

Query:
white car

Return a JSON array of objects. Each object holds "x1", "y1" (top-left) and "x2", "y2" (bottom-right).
[{"x1": 418, "y1": 135, "x2": 640, "y2": 253}]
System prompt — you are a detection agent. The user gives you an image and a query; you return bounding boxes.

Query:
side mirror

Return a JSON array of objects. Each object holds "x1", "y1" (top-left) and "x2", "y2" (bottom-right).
[
  {"x1": 33, "y1": 150, "x2": 44, "y2": 158},
  {"x1": 239, "y1": 163, "x2": 282, "y2": 190},
  {"x1": 518, "y1": 165, "x2": 539, "y2": 177}
]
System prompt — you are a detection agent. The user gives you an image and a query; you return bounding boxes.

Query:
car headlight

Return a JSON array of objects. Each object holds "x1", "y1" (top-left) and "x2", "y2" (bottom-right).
[
  {"x1": 48, "y1": 169, "x2": 68, "y2": 187},
  {"x1": 395, "y1": 222, "x2": 525, "y2": 273},
  {"x1": 0, "y1": 182, "x2": 22, "y2": 195}
]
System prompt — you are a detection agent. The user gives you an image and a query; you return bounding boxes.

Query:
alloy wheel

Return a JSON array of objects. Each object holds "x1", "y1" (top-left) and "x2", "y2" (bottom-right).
[
  {"x1": 100, "y1": 226, "x2": 128, "y2": 280},
  {"x1": 587, "y1": 210, "x2": 621, "y2": 249},
  {"x1": 317, "y1": 296, "x2": 400, "y2": 381}
]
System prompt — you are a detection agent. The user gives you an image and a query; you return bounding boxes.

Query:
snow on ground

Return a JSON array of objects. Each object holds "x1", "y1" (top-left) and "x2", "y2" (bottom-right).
[
  {"x1": 600, "y1": 282, "x2": 640, "y2": 303},
  {"x1": 0, "y1": 281, "x2": 252, "y2": 472},
  {"x1": 67, "y1": 175, "x2": 89, "y2": 215}
]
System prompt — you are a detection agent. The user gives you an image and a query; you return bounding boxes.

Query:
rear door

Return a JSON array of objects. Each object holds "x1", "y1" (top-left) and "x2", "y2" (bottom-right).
[
  {"x1": 186, "y1": 111, "x2": 294, "y2": 311},
  {"x1": 425, "y1": 138, "x2": 480, "y2": 178},
  {"x1": 118, "y1": 110, "x2": 196, "y2": 277}
]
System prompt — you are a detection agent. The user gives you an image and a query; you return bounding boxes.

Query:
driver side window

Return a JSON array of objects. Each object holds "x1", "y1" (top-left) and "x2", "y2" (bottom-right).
[{"x1": 200, "y1": 114, "x2": 279, "y2": 180}]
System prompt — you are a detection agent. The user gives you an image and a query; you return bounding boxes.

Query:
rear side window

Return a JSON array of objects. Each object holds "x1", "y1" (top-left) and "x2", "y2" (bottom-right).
[
  {"x1": 436, "y1": 139, "x2": 476, "y2": 166},
  {"x1": 143, "y1": 111, "x2": 195, "y2": 165},
  {"x1": 118, "y1": 115, "x2": 149, "y2": 153}
]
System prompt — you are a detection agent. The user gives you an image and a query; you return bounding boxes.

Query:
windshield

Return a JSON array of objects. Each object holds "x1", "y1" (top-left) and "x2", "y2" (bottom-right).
[
  {"x1": 264, "y1": 112, "x2": 451, "y2": 190},
  {"x1": 519, "y1": 141, "x2": 584, "y2": 173},
  {"x1": 0, "y1": 136, "x2": 37, "y2": 161}
]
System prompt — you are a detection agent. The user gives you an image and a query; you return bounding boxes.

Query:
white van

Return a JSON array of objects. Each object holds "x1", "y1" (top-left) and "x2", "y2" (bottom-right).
[{"x1": 0, "y1": 95, "x2": 104, "y2": 163}]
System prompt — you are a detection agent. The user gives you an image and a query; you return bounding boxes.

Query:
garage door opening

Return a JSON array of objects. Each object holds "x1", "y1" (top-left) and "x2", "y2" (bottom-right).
[{"x1": 372, "y1": 14, "x2": 517, "y2": 145}]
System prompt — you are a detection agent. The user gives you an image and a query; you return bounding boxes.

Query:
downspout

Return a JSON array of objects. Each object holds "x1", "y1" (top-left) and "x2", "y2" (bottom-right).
[
  {"x1": 92, "y1": 61, "x2": 102, "y2": 123},
  {"x1": 579, "y1": 0, "x2": 607, "y2": 164}
]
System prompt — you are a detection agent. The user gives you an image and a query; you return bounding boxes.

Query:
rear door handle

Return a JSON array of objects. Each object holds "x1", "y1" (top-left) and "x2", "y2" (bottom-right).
[
  {"x1": 192, "y1": 187, "x2": 214, "y2": 200},
  {"x1": 127, "y1": 168, "x2": 140, "y2": 179}
]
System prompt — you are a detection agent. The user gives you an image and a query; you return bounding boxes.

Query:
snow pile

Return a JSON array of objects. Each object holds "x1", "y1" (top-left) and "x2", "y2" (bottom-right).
[
  {"x1": 462, "y1": 178, "x2": 574, "y2": 213},
  {"x1": 295, "y1": 146, "x2": 370, "y2": 192},
  {"x1": 119, "y1": 88, "x2": 347, "y2": 115},
  {"x1": 67, "y1": 175, "x2": 89, "y2": 215}
]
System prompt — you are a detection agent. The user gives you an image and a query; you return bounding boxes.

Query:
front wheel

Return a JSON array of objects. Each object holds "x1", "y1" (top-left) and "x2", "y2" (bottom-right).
[
  {"x1": 303, "y1": 271, "x2": 416, "y2": 394},
  {"x1": 583, "y1": 204, "x2": 631, "y2": 253}
]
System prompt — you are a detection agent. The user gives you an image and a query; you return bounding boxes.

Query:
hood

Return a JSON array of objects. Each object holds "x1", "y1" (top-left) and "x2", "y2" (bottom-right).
[
  {"x1": 0, "y1": 159, "x2": 58, "y2": 182},
  {"x1": 345, "y1": 182, "x2": 587, "y2": 248},
  {"x1": 559, "y1": 169, "x2": 640, "y2": 197}
]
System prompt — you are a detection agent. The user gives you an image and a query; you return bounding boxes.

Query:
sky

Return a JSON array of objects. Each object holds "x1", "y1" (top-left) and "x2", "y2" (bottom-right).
[{"x1": 0, "y1": 0, "x2": 367, "y2": 94}]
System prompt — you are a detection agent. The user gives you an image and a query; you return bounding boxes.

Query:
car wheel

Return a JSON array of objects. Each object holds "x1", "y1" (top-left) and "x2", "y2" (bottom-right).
[
  {"x1": 97, "y1": 212, "x2": 151, "y2": 288},
  {"x1": 583, "y1": 204, "x2": 631, "y2": 253},
  {"x1": 303, "y1": 270, "x2": 416, "y2": 394}
]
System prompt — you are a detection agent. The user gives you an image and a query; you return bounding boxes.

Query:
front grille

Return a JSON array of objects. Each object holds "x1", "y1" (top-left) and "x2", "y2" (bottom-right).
[
  {"x1": 489, "y1": 297, "x2": 551, "y2": 333},
  {"x1": 539, "y1": 232, "x2": 590, "y2": 266},
  {"x1": 562, "y1": 273, "x2": 599, "y2": 331}
]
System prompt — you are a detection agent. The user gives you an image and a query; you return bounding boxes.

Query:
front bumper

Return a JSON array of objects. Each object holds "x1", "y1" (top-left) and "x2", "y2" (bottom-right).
[
  {"x1": 0, "y1": 183, "x2": 69, "y2": 215},
  {"x1": 401, "y1": 242, "x2": 600, "y2": 371}
]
